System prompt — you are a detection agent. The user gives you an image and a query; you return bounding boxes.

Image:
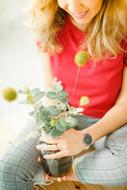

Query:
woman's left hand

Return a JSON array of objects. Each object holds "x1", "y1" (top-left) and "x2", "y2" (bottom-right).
[{"x1": 36, "y1": 128, "x2": 85, "y2": 159}]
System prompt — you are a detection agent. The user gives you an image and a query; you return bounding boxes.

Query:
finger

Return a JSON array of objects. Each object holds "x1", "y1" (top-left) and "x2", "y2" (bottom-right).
[
  {"x1": 45, "y1": 174, "x2": 50, "y2": 181},
  {"x1": 36, "y1": 144, "x2": 59, "y2": 152},
  {"x1": 43, "y1": 151, "x2": 67, "y2": 159},
  {"x1": 37, "y1": 156, "x2": 41, "y2": 163},
  {"x1": 56, "y1": 176, "x2": 66, "y2": 182},
  {"x1": 36, "y1": 144, "x2": 45, "y2": 151},
  {"x1": 42, "y1": 144, "x2": 59, "y2": 151},
  {"x1": 62, "y1": 176, "x2": 67, "y2": 181}
]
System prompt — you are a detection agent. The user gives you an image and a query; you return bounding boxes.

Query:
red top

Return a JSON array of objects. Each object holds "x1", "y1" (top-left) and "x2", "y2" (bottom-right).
[{"x1": 44, "y1": 18, "x2": 127, "y2": 118}]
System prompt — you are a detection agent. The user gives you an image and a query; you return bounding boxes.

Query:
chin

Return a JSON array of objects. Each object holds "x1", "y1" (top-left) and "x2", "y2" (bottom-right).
[
  {"x1": 74, "y1": 15, "x2": 92, "y2": 25},
  {"x1": 74, "y1": 18, "x2": 90, "y2": 25}
]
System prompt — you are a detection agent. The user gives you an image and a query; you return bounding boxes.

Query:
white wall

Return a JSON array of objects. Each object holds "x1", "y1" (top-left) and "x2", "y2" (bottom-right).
[{"x1": 0, "y1": 0, "x2": 45, "y2": 118}]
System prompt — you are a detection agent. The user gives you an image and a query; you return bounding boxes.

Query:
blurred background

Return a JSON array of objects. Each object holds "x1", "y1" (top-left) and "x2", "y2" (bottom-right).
[
  {"x1": 0, "y1": 0, "x2": 45, "y2": 152},
  {"x1": 0, "y1": 0, "x2": 44, "y2": 118}
]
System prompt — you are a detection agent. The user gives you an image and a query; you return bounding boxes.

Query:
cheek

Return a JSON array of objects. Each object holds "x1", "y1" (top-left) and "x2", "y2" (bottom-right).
[
  {"x1": 57, "y1": 0, "x2": 67, "y2": 8},
  {"x1": 86, "y1": 0, "x2": 103, "y2": 15},
  {"x1": 85, "y1": 0, "x2": 102, "y2": 9}
]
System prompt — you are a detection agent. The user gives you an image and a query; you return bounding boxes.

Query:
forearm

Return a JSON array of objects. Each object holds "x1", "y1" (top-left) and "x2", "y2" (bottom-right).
[
  {"x1": 83, "y1": 104, "x2": 127, "y2": 143},
  {"x1": 41, "y1": 52, "x2": 54, "y2": 90}
]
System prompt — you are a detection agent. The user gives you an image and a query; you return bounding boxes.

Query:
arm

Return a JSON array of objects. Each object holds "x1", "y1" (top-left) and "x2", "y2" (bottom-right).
[
  {"x1": 41, "y1": 52, "x2": 54, "y2": 90},
  {"x1": 83, "y1": 67, "x2": 127, "y2": 143}
]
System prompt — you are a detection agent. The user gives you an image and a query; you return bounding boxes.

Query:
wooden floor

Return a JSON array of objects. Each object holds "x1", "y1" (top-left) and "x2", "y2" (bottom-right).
[{"x1": 35, "y1": 181, "x2": 127, "y2": 190}]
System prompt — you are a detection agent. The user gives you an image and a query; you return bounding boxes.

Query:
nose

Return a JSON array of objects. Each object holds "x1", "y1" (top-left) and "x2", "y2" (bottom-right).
[{"x1": 67, "y1": 0, "x2": 85, "y2": 13}]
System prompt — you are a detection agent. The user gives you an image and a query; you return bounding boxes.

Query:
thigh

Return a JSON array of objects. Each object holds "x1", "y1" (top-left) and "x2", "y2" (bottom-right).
[
  {"x1": 106, "y1": 123, "x2": 127, "y2": 155},
  {"x1": 73, "y1": 124, "x2": 127, "y2": 186},
  {"x1": 75, "y1": 115, "x2": 99, "y2": 130},
  {"x1": 0, "y1": 118, "x2": 43, "y2": 190}
]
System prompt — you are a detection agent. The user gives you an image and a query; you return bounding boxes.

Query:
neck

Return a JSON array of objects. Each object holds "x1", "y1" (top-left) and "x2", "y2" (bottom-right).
[{"x1": 68, "y1": 16, "x2": 89, "y2": 32}]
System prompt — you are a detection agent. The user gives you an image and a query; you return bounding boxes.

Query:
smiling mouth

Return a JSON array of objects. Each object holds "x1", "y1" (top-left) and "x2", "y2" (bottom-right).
[{"x1": 73, "y1": 10, "x2": 89, "y2": 19}]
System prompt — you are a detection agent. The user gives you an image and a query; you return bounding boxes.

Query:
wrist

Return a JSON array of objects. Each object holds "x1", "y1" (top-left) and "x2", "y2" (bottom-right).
[{"x1": 81, "y1": 131, "x2": 93, "y2": 150}]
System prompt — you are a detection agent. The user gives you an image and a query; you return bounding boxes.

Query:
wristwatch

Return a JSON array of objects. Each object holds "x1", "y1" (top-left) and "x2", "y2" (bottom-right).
[{"x1": 83, "y1": 133, "x2": 93, "y2": 150}]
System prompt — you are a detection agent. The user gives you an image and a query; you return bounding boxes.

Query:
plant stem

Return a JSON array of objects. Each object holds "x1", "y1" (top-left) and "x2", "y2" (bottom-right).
[{"x1": 69, "y1": 67, "x2": 80, "y2": 102}]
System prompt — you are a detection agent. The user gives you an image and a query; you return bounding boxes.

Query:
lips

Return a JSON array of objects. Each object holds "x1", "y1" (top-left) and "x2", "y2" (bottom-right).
[{"x1": 73, "y1": 10, "x2": 89, "y2": 19}]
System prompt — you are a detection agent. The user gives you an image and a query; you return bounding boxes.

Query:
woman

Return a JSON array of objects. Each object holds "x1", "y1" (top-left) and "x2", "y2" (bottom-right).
[{"x1": 0, "y1": 0, "x2": 127, "y2": 189}]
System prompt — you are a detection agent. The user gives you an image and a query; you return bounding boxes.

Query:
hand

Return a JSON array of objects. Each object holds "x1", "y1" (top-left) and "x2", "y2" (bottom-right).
[
  {"x1": 45, "y1": 169, "x2": 79, "y2": 182},
  {"x1": 36, "y1": 128, "x2": 85, "y2": 159}
]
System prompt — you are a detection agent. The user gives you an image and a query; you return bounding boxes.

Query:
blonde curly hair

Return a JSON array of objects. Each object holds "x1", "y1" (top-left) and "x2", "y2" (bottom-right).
[{"x1": 30, "y1": 0, "x2": 127, "y2": 59}]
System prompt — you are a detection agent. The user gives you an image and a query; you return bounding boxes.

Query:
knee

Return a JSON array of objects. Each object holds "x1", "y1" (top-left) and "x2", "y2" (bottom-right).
[
  {"x1": 75, "y1": 160, "x2": 127, "y2": 186},
  {"x1": 0, "y1": 153, "x2": 20, "y2": 190},
  {"x1": 0, "y1": 152, "x2": 22, "y2": 182},
  {"x1": 0, "y1": 150, "x2": 31, "y2": 183},
  {"x1": 106, "y1": 128, "x2": 127, "y2": 156},
  {"x1": 105, "y1": 167, "x2": 127, "y2": 186},
  {"x1": 74, "y1": 150, "x2": 127, "y2": 186},
  {"x1": 0, "y1": 152, "x2": 35, "y2": 190}
]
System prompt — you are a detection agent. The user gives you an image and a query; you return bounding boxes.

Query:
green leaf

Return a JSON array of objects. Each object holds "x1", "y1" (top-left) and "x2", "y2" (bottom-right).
[
  {"x1": 34, "y1": 101, "x2": 43, "y2": 109},
  {"x1": 56, "y1": 102, "x2": 67, "y2": 112},
  {"x1": 48, "y1": 105, "x2": 59, "y2": 116},
  {"x1": 58, "y1": 91, "x2": 68, "y2": 97},
  {"x1": 58, "y1": 97, "x2": 68, "y2": 103},
  {"x1": 55, "y1": 119, "x2": 67, "y2": 132},
  {"x1": 80, "y1": 96, "x2": 90, "y2": 106},
  {"x1": 65, "y1": 116, "x2": 79, "y2": 128},
  {"x1": 50, "y1": 128, "x2": 63, "y2": 138},
  {"x1": 34, "y1": 92, "x2": 45, "y2": 102},
  {"x1": 18, "y1": 87, "x2": 30, "y2": 95},
  {"x1": 29, "y1": 111, "x2": 36, "y2": 117},
  {"x1": 57, "y1": 92, "x2": 68, "y2": 103},
  {"x1": 46, "y1": 91, "x2": 57, "y2": 99},
  {"x1": 53, "y1": 81, "x2": 63, "y2": 92},
  {"x1": 31, "y1": 88, "x2": 40, "y2": 95}
]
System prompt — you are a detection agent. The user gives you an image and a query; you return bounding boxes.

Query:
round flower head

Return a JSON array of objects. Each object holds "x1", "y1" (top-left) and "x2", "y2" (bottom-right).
[
  {"x1": 3, "y1": 87, "x2": 17, "y2": 102},
  {"x1": 75, "y1": 50, "x2": 89, "y2": 67}
]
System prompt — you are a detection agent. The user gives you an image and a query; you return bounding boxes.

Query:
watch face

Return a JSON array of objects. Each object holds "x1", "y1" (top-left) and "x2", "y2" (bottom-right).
[{"x1": 84, "y1": 133, "x2": 92, "y2": 145}]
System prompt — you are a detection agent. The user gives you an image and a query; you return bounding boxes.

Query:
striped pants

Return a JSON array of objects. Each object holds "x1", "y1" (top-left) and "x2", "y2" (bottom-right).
[{"x1": 0, "y1": 115, "x2": 127, "y2": 190}]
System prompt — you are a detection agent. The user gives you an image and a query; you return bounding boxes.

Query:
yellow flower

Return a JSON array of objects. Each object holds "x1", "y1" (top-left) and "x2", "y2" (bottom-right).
[
  {"x1": 50, "y1": 119, "x2": 56, "y2": 127},
  {"x1": 75, "y1": 50, "x2": 89, "y2": 67},
  {"x1": 26, "y1": 94, "x2": 35, "y2": 104},
  {"x1": 23, "y1": 87, "x2": 30, "y2": 95},
  {"x1": 80, "y1": 96, "x2": 90, "y2": 106},
  {"x1": 3, "y1": 87, "x2": 17, "y2": 102}
]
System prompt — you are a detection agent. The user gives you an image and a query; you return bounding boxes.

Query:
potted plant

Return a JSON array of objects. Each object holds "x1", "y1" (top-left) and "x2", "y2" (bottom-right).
[{"x1": 17, "y1": 78, "x2": 86, "y2": 177}]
